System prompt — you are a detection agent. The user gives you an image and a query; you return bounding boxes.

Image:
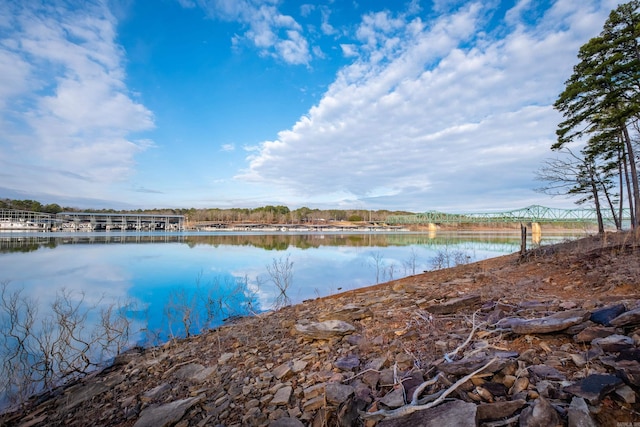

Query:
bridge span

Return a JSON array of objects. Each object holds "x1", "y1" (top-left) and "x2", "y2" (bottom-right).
[{"x1": 386, "y1": 205, "x2": 630, "y2": 227}]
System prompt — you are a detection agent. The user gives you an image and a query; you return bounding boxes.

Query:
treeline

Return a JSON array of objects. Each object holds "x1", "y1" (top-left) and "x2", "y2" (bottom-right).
[{"x1": 0, "y1": 199, "x2": 413, "y2": 224}]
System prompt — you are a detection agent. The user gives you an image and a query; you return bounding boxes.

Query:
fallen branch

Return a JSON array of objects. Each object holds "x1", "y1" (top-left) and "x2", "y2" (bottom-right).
[
  {"x1": 362, "y1": 356, "x2": 498, "y2": 420},
  {"x1": 444, "y1": 310, "x2": 486, "y2": 362}
]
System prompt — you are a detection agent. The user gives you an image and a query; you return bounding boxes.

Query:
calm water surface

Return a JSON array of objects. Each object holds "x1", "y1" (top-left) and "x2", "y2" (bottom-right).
[{"x1": 0, "y1": 230, "x2": 587, "y2": 342}]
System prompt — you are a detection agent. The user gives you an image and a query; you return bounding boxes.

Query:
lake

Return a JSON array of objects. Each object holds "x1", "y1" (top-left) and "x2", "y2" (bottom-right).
[
  {"x1": 0, "y1": 230, "x2": 589, "y2": 340},
  {"x1": 0, "y1": 229, "x2": 588, "y2": 404}
]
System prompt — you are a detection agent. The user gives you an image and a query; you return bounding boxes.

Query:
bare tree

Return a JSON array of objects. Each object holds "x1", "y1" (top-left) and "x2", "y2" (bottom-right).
[{"x1": 266, "y1": 254, "x2": 294, "y2": 309}]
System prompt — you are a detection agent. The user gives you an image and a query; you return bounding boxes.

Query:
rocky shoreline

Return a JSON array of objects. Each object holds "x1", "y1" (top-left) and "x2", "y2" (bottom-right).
[{"x1": 2, "y1": 231, "x2": 640, "y2": 426}]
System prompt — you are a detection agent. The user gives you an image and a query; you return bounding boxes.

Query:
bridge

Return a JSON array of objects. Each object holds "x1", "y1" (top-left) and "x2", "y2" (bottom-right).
[{"x1": 386, "y1": 205, "x2": 630, "y2": 226}]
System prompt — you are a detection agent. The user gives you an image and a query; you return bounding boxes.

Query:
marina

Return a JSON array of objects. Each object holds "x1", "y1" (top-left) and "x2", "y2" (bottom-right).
[{"x1": 0, "y1": 209, "x2": 185, "y2": 232}]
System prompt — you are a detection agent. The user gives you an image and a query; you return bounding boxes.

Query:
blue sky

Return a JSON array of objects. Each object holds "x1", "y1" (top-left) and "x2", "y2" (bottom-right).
[{"x1": 0, "y1": 0, "x2": 620, "y2": 212}]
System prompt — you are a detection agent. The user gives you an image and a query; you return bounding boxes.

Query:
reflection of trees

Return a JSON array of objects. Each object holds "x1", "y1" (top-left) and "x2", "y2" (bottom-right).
[{"x1": 0, "y1": 231, "x2": 585, "y2": 253}]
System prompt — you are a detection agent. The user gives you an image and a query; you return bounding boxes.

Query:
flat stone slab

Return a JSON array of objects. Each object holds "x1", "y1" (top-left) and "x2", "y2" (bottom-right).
[
  {"x1": 610, "y1": 307, "x2": 640, "y2": 327},
  {"x1": 271, "y1": 386, "x2": 293, "y2": 406},
  {"x1": 592, "y1": 334, "x2": 635, "y2": 352},
  {"x1": 378, "y1": 399, "x2": 477, "y2": 427},
  {"x1": 564, "y1": 374, "x2": 623, "y2": 405},
  {"x1": 133, "y1": 396, "x2": 203, "y2": 427},
  {"x1": 476, "y1": 399, "x2": 526, "y2": 422},
  {"x1": 510, "y1": 309, "x2": 589, "y2": 334},
  {"x1": 295, "y1": 320, "x2": 355, "y2": 340},
  {"x1": 590, "y1": 303, "x2": 626, "y2": 326},
  {"x1": 420, "y1": 294, "x2": 482, "y2": 315}
]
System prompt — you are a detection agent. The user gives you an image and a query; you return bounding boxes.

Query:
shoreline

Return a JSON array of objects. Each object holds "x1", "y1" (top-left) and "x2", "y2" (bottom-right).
[{"x1": 1, "y1": 231, "x2": 639, "y2": 426}]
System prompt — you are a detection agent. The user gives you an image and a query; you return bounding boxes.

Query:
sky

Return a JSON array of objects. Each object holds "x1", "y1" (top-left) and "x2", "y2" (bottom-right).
[{"x1": 0, "y1": 0, "x2": 623, "y2": 213}]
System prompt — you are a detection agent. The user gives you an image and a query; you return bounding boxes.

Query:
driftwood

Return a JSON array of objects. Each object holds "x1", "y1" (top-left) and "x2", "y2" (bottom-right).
[{"x1": 362, "y1": 357, "x2": 499, "y2": 420}]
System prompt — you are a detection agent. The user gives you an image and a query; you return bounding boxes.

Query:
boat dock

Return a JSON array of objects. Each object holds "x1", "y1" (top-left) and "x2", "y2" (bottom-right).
[{"x1": 0, "y1": 209, "x2": 184, "y2": 232}]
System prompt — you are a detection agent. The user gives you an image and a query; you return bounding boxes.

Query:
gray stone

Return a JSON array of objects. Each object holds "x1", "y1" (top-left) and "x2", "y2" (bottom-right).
[
  {"x1": 574, "y1": 326, "x2": 617, "y2": 343},
  {"x1": 379, "y1": 387, "x2": 405, "y2": 409},
  {"x1": 295, "y1": 320, "x2": 355, "y2": 340},
  {"x1": 173, "y1": 363, "x2": 215, "y2": 382},
  {"x1": 614, "y1": 360, "x2": 640, "y2": 386},
  {"x1": 610, "y1": 306, "x2": 640, "y2": 327},
  {"x1": 270, "y1": 417, "x2": 305, "y2": 427},
  {"x1": 420, "y1": 294, "x2": 482, "y2": 315},
  {"x1": 273, "y1": 362, "x2": 293, "y2": 380},
  {"x1": 133, "y1": 396, "x2": 203, "y2": 427},
  {"x1": 272, "y1": 386, "x2": 293, "y2": 406},
  {"x1": 567, "y1": 396, "x2": 597, "y2": 427},
  {"x1": 324, "y1": 383, "x2": 354, "y2": 405},
  {"x1": 519, "y1": 396, "x2": 561, "y2": 427},
  {"x1": 378, "y1": 399, "x2": 477, "y2": 427},
  {"x1": 141, "y1": 383, "x2": 170, "y2": 402},
  {"x1": 615, "y1": 385, "x2": 636, "y2": 404},
  {"x1": 334, "y1": 354, "x2": 360, "y2": 371},
  {"x1": 62, "y1": 382, "x2": 109, "y2": 410},
  {"x1": 510, "y1": 309, "x2": 589, "y2": 334},
  {"x1": 592, "y1": 334, "x2": 635, "y2": 352},
  {"x1": 439, "y1": 356, "x2": 504, "y2": 376},
  {"x1": 476, "y1": 399, "x2": 526, "y2": 422},
  {"x1": 529, "y1": 364, "x2": 566, "y2": 381},
  {"x1": 318, "y1": 304, "x2": 373, "y2": 321}
]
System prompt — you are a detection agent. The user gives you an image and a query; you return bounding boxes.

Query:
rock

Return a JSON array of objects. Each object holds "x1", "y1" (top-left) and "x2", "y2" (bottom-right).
[
  {"x1": 303, "y1": 384, "x2": 325, "y2": 400},
  {"x1": 528, "y1": 364, "x2": 566, "y2": 381},
  {"x1": 615, "y1": 385, "x2": 636, "y2": 404},
  {"x1": 476, "y1": 399, "x2": 526, "y2": 422},
  {"x1": 133, "y1": 396, "x2": 203, "y2": 427},
  {"x1": 270, "y1": 417, "x2": 305, "y2": 427},
  {"x1": 439, "y1": 356, "x2": 504, "y2": 376},
  {"x1": 62, "y1": 382, "x2": 110, "y2": 410},
  {"x1": 334, "y1": 355, "x2": 360, "y2": 371},
  {"x1": 519, "y1": 396, "x2": 561, "y2": 427},
  {"x1": 590, "y1": 303, "x2": 626, "y2": 326},
  {"x1": 218, "y1": 352, "x2": 235, "y2": 364},
  {"x1": 377, "y1": 399, "x2": 477, "y2": 427},
  {"x1": 318, "y1": 304, "x2": 373, "y2": 322},
  {"x1": 379, "y1": 388, "x2": 405, "y2": 409},
  {"x1": 295, "y1": 320, "x2": 355, "y2": 340},
  {"x1": 567, "y1": 396, "x2": 597, "y2": 427},
  {"x1": 302, "y1": 396, "x2": 325, "y2": 412},
  {"x1": 141, "y1": 383, "x2": 170, "y2": 402},
  {"x1": 324, "y1": 383, "x2": 354, "y2": 405},
  {"x1": 272, "y1": 386, "x2": 293, "y2": 406},
  {"x1": 574, "y1": 326, "x2": 617, "y2": 343},
  {"x1": 592, "y1": 334, "x2": 635, "y2": 352},
  {"x1": 173, "y1": 363, "x2": 214, "y2": 382},
  {"x1": 273, "y1": 362, "x2": 293, "y2": 380},
  {"x1": 420, "y1": 294, "x2": 482, "y2": 315},
  {"x1": 564, "y1": 374, "x2": 623, "y2": 404},
  {"x1": 510, "y1": 309, "x2": 589, "y2": 334},
  {"x1": 509, "y1": 377, "x2": 529, "y2": 395},
  {"x1": 610, "y1": 306, "x2": 640, "y2": 327},
  {"x1": 614, "y1": 360, "x2": 640, "y2": 387}
]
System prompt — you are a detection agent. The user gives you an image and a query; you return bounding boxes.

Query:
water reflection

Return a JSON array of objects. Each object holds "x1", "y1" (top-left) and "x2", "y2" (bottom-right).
[
  {"x1": 0, "y1": 231, "x2": 587, "y2": 337},
  {"x1": 0, "y1": 230, "x2": 574, "y2": 253}
]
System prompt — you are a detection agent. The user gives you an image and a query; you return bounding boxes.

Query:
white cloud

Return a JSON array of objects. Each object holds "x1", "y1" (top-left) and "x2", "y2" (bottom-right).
[
  {"x1": 190, "y1": 0, "x2": 311, "y2": 65},
  {"x1": 221, "y1": 143, "x2": 235, "y2": 152},
  {"x1": 0, "y1": 1, "x2": 154, "y2": 200},
  {"x1": 237, "y1": 1, "x2": 613, "y2": 211}
]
